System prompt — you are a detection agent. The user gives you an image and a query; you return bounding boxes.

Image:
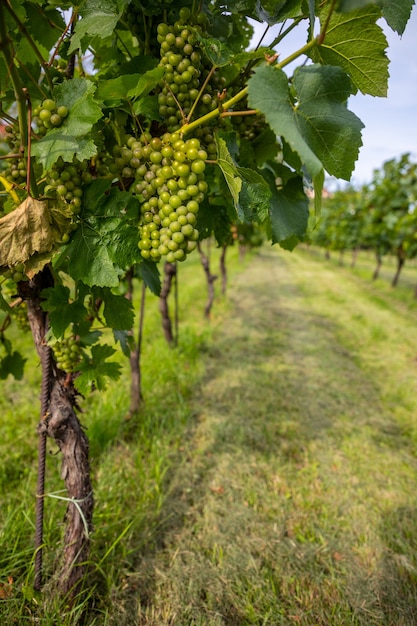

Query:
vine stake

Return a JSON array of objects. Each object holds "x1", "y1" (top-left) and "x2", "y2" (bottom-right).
[{"x1": 34, "y1": 329, "x2": 52, "y2": 591}]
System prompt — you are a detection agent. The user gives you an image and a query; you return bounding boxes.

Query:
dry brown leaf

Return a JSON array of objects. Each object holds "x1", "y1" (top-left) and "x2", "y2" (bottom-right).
[
  {"x1": 209, "y1": 484, "x2": 225, "y2": 495},
  {"x1": 0, "y1": 576, "x2": 13, "y2": 598},
  {"x1": 0, "y1": 197, "x2": 72, "y2": 274}
]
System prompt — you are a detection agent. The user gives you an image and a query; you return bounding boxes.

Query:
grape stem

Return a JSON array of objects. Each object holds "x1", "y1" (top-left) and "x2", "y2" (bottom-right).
[
  {"x1": 220, "y1": 110, "x2": 257, "y2": 118},
  {"x1": 47, "y1": 7, "x2": 78, "y2": 69}
]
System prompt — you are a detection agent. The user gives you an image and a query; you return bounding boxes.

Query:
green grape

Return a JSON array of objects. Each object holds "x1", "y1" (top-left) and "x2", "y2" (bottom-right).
[
  {"x1": 45, "y1": 157, "x2": 88, "y2": 219},
  {"x1": 33, "y1": 98, "x2": 69, "y2": 132},
  {"x1": 52, "y1": 335, "x2": 83, "y2": 373}
]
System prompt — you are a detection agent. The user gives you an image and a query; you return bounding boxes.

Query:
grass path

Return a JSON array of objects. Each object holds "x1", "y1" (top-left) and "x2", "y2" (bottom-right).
[{"x1": 128, "y1": 247, "x2": 417, "y2": 625}]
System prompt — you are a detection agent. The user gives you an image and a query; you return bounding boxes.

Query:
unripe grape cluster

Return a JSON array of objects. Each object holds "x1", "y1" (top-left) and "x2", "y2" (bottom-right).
[
  {"x1": 2, "y1": 264, "x2": 28, "y2": 284},
  {"x1": 33, "y1": 98, "x2": 69, "y2": 134},
  {"x1": 113, "y1": 131, "x2": 207, "y2": 263},
  {"x1": 3, "y1": 157, "x2": 27, "y2": 186},
  {"x1": 45, "y1": 157, "x2": 92, "y2": 215},
  {"x1": 52, "y1": 336, "x2": 83, "y2": 373},
  {"x1": 156, "y1": 7, "x2": 224, "y2": 133},
  {"x1": 11, "y1": 301, "x2": 30, "y2": 332},
  {"x1": 229, "y1": 94, "x2": 268, "y2": 141}
]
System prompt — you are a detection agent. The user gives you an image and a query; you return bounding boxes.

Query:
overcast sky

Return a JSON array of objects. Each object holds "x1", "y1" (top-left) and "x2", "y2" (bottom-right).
[{"x1": 249, "y1": 4, "x2": 417, "y2": 187}]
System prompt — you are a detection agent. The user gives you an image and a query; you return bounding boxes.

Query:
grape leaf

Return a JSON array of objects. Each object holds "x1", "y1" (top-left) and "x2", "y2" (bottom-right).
[
  {"x1": 41, "y1": 285, "x2": 88, "y2": 338},
  {"x1": 138, "y1": 260, "x2": 161, "y2": 296},
  {"x1": 93, "y1": 287, "x2": 134, "y2": 330},
  {"x1": 0, "y1": 351, "x2": 26, "y2": 380},
  {"x1": 31, "y1": 78, "x2": 102, "y2": 168},
  {"x1": 76, "y1": 344, "x2": 121, "y2": 394},
  {"x1": 255, "y1": 0, "x2": 305, "y2": 24},
  {"x1": 0, "y1": 290, "x2": 11, "y2": 313},
  {"x1": 237, "y1": 167, "x2": 272, "y2": 222},
  {"x1": 380, "y1": 0, "x2": 415, "y2": 35},
  {"x1": 312, "y1": 5, "x2": 389, "y2": 96},
  {"x1": 263, "y1": 169, "x2": 309, "y2": 246},
  {"x1": 338, "y1": 0, "x2": 414, "y2": 34},
  {"x1": 55, "y1": 180, "x2": 142, "y2": 287},
  {"x1": 96, "y1": 67, "x2": 164, "y2": 104},
  {"x1": 191, "y1": 31, "x2": 234, "y2": 66},
  {"x1": 0, "y1": 197, "x2": 72, "y2": 273},
  {"x1": 113, "y1": 330, "x2": 134, "y2": 357},
  {"x1": 248, "y1": 65, "x2": 323, "y2": 179},
  {"x1": 69, "y1": 0, "x2": 129, "y2": 54},
  {"x1": 215, "y1": 136, "x2": 242, "y2": 211},
  {"x1": 25, "y1": 4, "x2": 66, "y2": 53},
  {"x1": 127, "y1": 67, "x2": 165, "y2": 98},
  {"x1": 293, "y1": 64, "x2": 364, "y2": 180}
]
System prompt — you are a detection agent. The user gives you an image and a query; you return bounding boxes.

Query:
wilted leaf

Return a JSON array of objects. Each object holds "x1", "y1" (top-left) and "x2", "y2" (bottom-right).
[{"x1": 0, "y1": 197, "x2": 72, "y2": 274}]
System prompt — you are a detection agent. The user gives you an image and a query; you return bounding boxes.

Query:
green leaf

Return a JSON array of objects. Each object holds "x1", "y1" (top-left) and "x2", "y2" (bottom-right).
[
  {"x1": 255, "y1": 0, "x2": 304, "y2": 24},
  {"x1": 94, "y1": 288, "x2": 134, "y2": 330},
  {"x1": 127, "y1": 67, "x2": 165, "y2": 98},
  {"x1": 69, "y1": 0, "x2": 129, "y2": 54},
  {"x1": 293, "y1": 64, "x2": 364, "y2": 180},
  {"x1": 0, "y1": 351, "x2": 26, "y2": 380},
  {"x1": 215, "y1": 136, "x2": 242, "y2": 212},
  {"x1": 381, "y1": 0, "x2": 415, "y2": 35},
  {"x1": 237, "y1": 167, "x2": 272, "y2": 222},
  {"x1": 138, "y1": 261, "x2": 161, "y2": 296},
  {"x1": 248, "y1": 65, "x2": 323, "y2": 179},
  {"x1": 56, "y1": 181, "x2": 142, "y2": 287},
  {"x1": 31, "y1": 78, "x2": 102, "y2": 168},
  {"x1": 191, "y1": 30, "x2": 234, "y2": 66},
  {"x1": 313, "y1": 5, "x2": 389, "y2": 96},
  {"x1": 0, "y1": 290, "x2": 11, "y2": 313},
  {"x1": 25, "y1": 4, "x2": 66, "y2": 54},
  {"x1": 113, "y1": 330, "x2": 134, "y2": 357},
  {"x1": 337, "y1": 0, "x2": 414, "y2": 33},
  {"x1": 263, "y1": 168, "x2": 309, "y2": 245},
  {"x1": 41, "y1": 285, "x2": 88, "y2": 338},
  {"x1": 96, "y1": 67, "x2": 164, "y2": 104},
  {"x1": 76, "y1": 344, "x2": 121, "y2": 394}
]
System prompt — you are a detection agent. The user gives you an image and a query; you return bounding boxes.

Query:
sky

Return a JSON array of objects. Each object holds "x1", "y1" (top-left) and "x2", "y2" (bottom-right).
[{"x1": 249, "y1": 4, "x2": 417, "y2": 188}]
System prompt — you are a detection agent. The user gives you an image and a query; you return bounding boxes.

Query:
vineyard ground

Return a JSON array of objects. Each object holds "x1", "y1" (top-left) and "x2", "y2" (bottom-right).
[{"x1": 2, "y1": 245, "x2": 417, "y2": 624}]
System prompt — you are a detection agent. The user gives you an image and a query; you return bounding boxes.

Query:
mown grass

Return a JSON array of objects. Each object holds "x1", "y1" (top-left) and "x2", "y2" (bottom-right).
[{"x1": 2, "y1": 244, "x2": 417, "y2": 624}]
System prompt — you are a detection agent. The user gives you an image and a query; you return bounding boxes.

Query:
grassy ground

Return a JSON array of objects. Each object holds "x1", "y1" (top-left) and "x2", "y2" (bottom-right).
[{"x1": 2, "y1": 245, "x2": 417, "y2": 624}]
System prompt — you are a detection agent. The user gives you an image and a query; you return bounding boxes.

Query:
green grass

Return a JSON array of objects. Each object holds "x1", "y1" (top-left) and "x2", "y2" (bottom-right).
[{"x1": 2, "y1": 244, "x2": 417, "y2": 624}]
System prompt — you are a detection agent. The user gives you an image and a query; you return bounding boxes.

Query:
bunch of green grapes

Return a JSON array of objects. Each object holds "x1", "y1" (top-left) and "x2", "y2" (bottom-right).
[
  {"x1": 228, "y1": 93, "x2": 268, "y2": 141},
  {"x1": 1, "y1": 264, "x2": 28, "y2": 284},
  {"x1": 3, "y1": 124, "x2": 19, "y2": 150},
  {"x1": 33, "y1": 98, "x2": 69, "y2": 134},
  {"x1": 157, "y1": 8, "x2": 225, "y2": 133},
  {"x1": 113, "y1": 131, "x2": 206, "y2": 263},
  {"x1": 45, "y1": 157, "x2": 92, "y2": 215},
  {"x1": 11, "y1": 301, "x2": 30, "y2": 332},
  {"x1": 2, "y1": 156, "x2": 27, "y2": 186},
  {"x1": 52, "y1": 335, "x2": 83, "y2": 373},
  {"x1": 124, "y1": 1, "x2": 162, "y2": 56}
]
